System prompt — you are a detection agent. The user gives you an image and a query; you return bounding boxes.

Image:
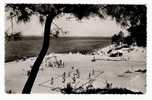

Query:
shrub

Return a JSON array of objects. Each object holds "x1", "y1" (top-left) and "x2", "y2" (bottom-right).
[
  {"x1": 60, "y1": 81, "x2": 143, "y2": 94},
  {"x1": 111, "y1": 31, "x2": 124, "y2": 45},
  {"x1": 61, "y1": 86, "x2": 143, "y2": 94}
]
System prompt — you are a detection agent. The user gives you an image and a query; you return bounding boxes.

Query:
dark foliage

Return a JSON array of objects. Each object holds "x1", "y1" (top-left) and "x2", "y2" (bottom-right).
[
  {"x1": 135, "y1": 69, "x2": 146, "y2": 73},
  {"x1": 123, "y1": 36, "x2": 134, "y2": 46},
  {"x1": 112, "y1": 25, "x2": 147, "y2": 47},
  {"x1": 111, "y1": 31, "x2": 124, "y2": 45},
  {"x1": 105, "y1": 5, "x2": 146, "y2": 27},
  {"x1": 111, "y1": 34, "x2": 118, "y2": 44},
  {"x1": 109, "y1": 52, "x2": 123, "y2": 57},
  {"x1": 128, "y1": 25, "x2": 146, "y2": 47},
  {"x1": 109, "y1": 5, "x2": 147, "y2": 47},
  {"x1": 61, "y1": 87, "x2": 143, "y2": 94},
  {"x1": 6, "y1": 4, "x2": 104, "y2": 22},
  {"x1": 5, "y1": 32, "x2": 22, "y2": 41},
  {"x1": 107, "y1": 49, "x2": 112, "y2": 54},
  {"x1": 13, "y1": 32, "x2": 22, "y2": 40}
]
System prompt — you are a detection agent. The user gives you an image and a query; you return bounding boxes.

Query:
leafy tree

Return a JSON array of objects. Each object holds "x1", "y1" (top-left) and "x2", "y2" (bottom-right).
[
  {"x1": 6, "y1": 4, "x2": 146, "y2": 93},
  {"x1": 111, "y1": 34, "x2": 118, "y2": 44},
  {"x1": 6, "y1": 4, "x2": 105, "y2": 93},
  {"x1": 111, "y1": 31, "x2": 124, "y2": 45},
  {"x1": 105, "y1": 5, "x2": 146, "y2": 47}
]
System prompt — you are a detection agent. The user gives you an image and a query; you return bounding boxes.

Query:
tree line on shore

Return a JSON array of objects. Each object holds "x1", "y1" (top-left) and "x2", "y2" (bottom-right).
[{"x1": 111, "y1": 25, "x2": 146, "y2": 47}]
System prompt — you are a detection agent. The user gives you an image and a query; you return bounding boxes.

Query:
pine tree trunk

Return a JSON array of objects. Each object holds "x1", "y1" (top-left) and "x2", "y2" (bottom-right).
[{"x1": 22, "y1": 14, "x2": 56, "y2": 93}]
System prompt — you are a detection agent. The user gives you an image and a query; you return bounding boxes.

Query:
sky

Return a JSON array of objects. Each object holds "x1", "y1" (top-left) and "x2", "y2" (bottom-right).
[{"x1": 5, "y1": 13, "x2": 129, "y2": 37}]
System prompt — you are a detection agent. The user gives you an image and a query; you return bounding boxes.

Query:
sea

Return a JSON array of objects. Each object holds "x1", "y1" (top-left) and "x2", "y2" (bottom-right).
[{"x1": 5, "y1": 36, "x2": 111, "y2": 62}]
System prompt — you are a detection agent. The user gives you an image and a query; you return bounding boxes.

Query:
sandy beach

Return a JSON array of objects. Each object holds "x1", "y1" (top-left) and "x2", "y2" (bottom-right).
[{"x1": 5, "y1": 45, "x2": 146, "y2": 93}]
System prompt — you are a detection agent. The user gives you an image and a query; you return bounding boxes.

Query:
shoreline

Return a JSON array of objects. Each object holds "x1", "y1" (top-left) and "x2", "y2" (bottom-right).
[
  {"x1": 5, "y1": 44, "x2": 146, "y2": 63},
  {"x1": 5, "y1": 49, "x2": 146, "y2": 93},
  {"x1": 5, "y1": 44, "x2": 112, "y2": 63}
]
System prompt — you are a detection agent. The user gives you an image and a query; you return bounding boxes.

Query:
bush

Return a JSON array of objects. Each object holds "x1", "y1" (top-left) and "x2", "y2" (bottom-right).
[
  {"x1": 61, "y1": 86, "x2": 143, "y2": 94},
  {"x1": 13, "y1": 32, "x2": 22, "y2": 40},
  {"x1": 109, "y1": 52, "x2": 123, "y2": 57},
  {"x1": 60, "y1": 81, "x2": 143, "y2": 94},
  {"x1": 5, "y1": 32, "x2": 23, "y2": 41},
  {"x1": 111, "y1": 31, "x2": 124, "y2": 45}
]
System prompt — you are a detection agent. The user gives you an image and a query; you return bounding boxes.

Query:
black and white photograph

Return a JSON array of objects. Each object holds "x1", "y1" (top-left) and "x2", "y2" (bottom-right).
[{"x1": 4, "y1": 4, "x2": 147, "y2": 94}]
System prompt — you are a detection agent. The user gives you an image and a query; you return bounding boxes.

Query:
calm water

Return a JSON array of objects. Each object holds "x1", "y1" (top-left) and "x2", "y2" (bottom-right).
[{"x1": 5, "y1": 37, "x2": 111, "y2": 62}]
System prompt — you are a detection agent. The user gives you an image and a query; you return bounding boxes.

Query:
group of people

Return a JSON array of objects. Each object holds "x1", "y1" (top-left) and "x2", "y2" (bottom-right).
[{"x1": 44, "y1": 56, "x2": 64, "y2": 68}]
